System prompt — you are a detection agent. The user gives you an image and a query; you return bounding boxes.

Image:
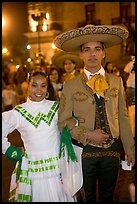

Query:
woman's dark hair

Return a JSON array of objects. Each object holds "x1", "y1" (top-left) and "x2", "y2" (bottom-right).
[
  {"x1": 47, "y1": 68, "x2": 59, "y2": 101},
  {"x1": 48, "y1": 67, "x2": 62, "y2": 83},
  {"x1": 28, "y1": 70, "x2": 47, "y2": 82},
  {"x1": 47, "y1": 82, "x2": 57, "y2": 101}
]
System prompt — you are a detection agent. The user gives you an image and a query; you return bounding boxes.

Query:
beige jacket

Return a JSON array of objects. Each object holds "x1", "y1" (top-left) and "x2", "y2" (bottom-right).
[{"x1": 58, "y1": 72, "x2": 134, "y2": 155}]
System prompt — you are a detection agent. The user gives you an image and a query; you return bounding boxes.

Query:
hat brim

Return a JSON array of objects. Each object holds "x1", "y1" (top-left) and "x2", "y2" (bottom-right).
[
  {"x1": 60, "y1": 34, "x2": 123, "y2": 52},
  {"x1": 52, "y1": 51, "x2": 84, "y2": 69},
  {"x1": 54, "y1": 25, "x2": 129, "y2": 52}
]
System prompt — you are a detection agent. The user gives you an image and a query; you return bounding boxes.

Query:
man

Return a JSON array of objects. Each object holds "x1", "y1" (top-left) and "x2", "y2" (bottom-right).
[
  {"x1": 54, "y1": 24, "x2": 135, "y2": 202},
  {"x1": 52, "y1": 51, "x2": 83, "y2": 83}
]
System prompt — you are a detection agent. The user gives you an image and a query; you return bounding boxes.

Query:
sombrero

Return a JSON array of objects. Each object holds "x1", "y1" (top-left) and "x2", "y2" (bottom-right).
[
  {"x1": 54, "y1": 24, "x2": 129, "y2": 52},
  {"x1": 52, "y1": 51, "x2": 84, "y2": 69}
]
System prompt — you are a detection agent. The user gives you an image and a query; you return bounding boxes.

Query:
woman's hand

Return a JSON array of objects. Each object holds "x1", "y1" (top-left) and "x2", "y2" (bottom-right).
[
  {"x1": 21, "y1": 146, "x2": 25, "y2": 156},
  {"x1": 58, "y1": 118, "x2": 77, "y2": 132}
]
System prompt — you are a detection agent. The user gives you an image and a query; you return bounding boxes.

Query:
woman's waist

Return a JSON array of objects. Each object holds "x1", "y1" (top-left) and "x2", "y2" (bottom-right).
[
  {"x1": 24, "y1": 146, "x2": 59, "y2": 158},
  {"x1": 23, "y1": 138, "x2": 59, "y2": 153}
]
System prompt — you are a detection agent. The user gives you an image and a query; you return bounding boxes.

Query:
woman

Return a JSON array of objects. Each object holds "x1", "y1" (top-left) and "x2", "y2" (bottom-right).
[
  {"x1": 2, "y1": 70, "x2": 76, "y2": 202},
  {"x1": 48, "y1": 67, "x2": 63, "y2": 100}
]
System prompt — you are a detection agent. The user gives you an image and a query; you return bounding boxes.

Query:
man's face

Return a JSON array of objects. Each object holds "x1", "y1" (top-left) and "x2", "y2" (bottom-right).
[
  {"x1": 80, "y1": 42, "x2": 105, "y2": 72},
  {"x1": 64, "y1": 59, "x2": 76, "y2": 74}
]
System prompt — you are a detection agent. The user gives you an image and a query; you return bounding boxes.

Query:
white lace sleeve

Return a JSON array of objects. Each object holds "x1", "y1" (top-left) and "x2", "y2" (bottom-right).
[{"x1": 2, "y1": 110, "x2": 20, "y2": 154}]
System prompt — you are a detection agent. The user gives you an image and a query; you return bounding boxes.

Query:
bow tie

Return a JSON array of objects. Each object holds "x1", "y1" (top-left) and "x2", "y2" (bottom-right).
[
  {"x1": 65, "y1": 73, "x2": 75, "y2": 81},
  {"x1": 86, "y1": 74, "x2": 109, "y2": 97}
]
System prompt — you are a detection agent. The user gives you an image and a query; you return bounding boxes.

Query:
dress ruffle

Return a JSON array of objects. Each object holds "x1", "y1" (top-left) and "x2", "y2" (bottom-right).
[{"x1": 9, "y1": 151, "x2": 75, "y2": 202}]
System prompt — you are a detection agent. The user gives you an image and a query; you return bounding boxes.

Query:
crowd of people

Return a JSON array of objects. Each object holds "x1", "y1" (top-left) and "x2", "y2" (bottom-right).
[
  {"x1": 2, "y1": 24, "x2": 135, "y2": 202},
  {"x1": 2, "y1": 50, "x2": 84, "y2": 110}
]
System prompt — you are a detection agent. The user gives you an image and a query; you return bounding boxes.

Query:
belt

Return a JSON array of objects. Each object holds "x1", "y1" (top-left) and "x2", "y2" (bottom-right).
[{"x1": 82, "y1": 151, "x2": 120, "y2": 158}]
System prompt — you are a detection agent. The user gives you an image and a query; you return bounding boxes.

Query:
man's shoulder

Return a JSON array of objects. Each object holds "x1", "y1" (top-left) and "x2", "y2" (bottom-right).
[
  {"x1": 66, "y1": 73, "x2": 82, "y2": 83},
  {"x1": 106, "y1": 72, "x2": 120, "y2": 79}
]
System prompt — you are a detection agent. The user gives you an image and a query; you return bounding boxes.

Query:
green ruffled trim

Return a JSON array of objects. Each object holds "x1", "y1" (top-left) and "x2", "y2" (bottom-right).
[
  {"x1": 5, "y1": 145, "x2": 22, "y2": 182},
  {"x1": 59, "y1": 126, "x2": 78, "y2": 162}
]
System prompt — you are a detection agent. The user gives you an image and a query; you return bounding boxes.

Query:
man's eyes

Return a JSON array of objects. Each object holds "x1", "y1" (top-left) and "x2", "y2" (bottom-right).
[
  {"x1": 82, "y1": 48, "x2": 89, "y2": 52},
  {"x1": 32, "y1": 84, "x2": 37, "y2": 87},
  {"x1": 96, "y1": 47, "x2": 102, "y2": 51},
  {"x1": 82, "y1": 47, "x2": 102, "y2": 52}
]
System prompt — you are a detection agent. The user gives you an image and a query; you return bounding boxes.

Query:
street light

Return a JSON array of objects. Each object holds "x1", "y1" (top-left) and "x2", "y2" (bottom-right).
[
  {"x1": 2, "y1": 17, "x2": 7, "y2": 45},
  {"x1": 31, "y1": 12, "x2": 49, "y2": 53},
  {"x1": 2, "y1": 18, "x2": 6, "y2": 27},
  {"x1": 2, "y1": 47, "x2": 10, "y2": 57},
  {"x1": 2, "y1": 47, "x2": 8, "y2": 54}
]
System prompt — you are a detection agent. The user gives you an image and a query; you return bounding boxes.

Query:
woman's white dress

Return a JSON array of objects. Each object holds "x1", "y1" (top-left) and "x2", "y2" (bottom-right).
[{"x1": 2, "y1": 98, "x2": 75, "y2": 202}]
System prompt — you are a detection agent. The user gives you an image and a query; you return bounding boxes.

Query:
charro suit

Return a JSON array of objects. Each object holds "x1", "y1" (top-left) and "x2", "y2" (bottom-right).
[
  {"x1": 58, "y1": 71, "x2": 134, "y2": 154},
  {"x1": 58, "y1": 70, "x2": 134, "y2": 202}
]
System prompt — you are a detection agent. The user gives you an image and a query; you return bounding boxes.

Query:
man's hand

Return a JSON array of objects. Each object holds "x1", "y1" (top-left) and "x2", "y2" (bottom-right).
[
  {"x1": 86, "y1": 129, "x2": 110, "y2": 145},
  {"x1": 126, "y1": 152, "x2": 135, "y2": 167}
]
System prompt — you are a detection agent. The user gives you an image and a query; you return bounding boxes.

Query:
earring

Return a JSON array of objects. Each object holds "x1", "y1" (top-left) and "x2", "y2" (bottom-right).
[{"x1": 46, "y1": 92, "x2": 49, "y2": 99}]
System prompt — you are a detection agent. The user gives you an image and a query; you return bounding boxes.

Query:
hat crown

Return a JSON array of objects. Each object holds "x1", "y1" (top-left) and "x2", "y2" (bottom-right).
[{"x1": 52, "y1": 51, "x2": 83, "y2": 69}]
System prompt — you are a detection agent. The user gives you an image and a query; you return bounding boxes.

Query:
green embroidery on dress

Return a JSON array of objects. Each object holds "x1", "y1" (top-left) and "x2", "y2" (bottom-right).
[
  {"x1": 28, "y1": 155, "x2": 59, "y2": 165},
  {"x1": 11, "y1": 151, "x2": 17, "y2": 158},
  {"x1": 14, "y1": 101, "x2": 59, "y2": 128}
]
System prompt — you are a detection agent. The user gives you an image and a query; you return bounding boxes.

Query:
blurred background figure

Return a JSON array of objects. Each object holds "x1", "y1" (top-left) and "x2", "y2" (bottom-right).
[
  {"x1": 104, "y1": 61, "x2": 114, "y2": 73},
  {"x1": 112, "y1": 66, "x2": 120, "y2": 77},
  {"x1": 123, "y1": 57, "x2": 135, "y2": 138},
  {"x1": 14, "y1": 66, "x2": 29, "y2": 104},
  {"x1": 48, "y1": 67, "x2": 63, "y2": 101},
  {"x1": 104, "y1": 61, "x2": 120, "y2": 76},
  {"x1": 52, "y1": 51, "x2": 84, "y2": 84},
  {"x1": 2, "y1": 83, "x2": 18, "y2": 111},
  {"x1": 122, "y1": 55, "x2": 135, "y2": 87}
]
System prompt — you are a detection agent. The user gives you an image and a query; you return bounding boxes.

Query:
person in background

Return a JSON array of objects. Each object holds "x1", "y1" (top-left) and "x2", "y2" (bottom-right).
[
  {"x1": 124, "y1": 60, "x2": 135, "y2": 138},
  {"x1": 2, "y1": 83, "x2": 18, "y2": 111},
  {"x1": 104, "y1": 61, "x2": 114, "y2": 73},
  {"x1": 14, "y1": 66, "x2": 28, "y2": 104},
  {"x1": 48, "y1": 67, "x2": 63, "y2": 100},
  {"x1": 122, "y1": 55, "x2": 135, "y2": 87},
  {"x1": 52, "y1": 50, "x2": 83, "y2": 84},
  {"x1": 2, "y1": 70, "x2": 77, "y2": 202},
  {"x1": 54, "y1": 24, "x2": 135, "y2": 202}
]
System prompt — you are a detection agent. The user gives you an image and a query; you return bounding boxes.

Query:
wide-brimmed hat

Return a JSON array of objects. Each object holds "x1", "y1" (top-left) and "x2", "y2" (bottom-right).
[
  {"x1": 54, "y1": 24, "x2": 129, "y2": 52},
  {"x1": 52, "y1": 51, "x2": 84, "y2": 69}
]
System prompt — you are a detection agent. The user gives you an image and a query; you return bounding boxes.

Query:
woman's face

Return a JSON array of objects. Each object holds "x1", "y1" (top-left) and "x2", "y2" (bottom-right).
[
  {"x1": 28, "y1": 74, "x2": 47, "y2": 102},
  {"x1": 49, "y1": 70, "x2": 59, "y2": 83},
  {"x1": 64, "y1": 59, "x2": 76, "y2": 73}
]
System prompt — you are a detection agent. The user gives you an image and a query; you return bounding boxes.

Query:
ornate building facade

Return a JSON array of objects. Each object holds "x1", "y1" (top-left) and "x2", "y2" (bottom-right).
[{"x1": 24, "y1": 2, "x2": 135, "y2": 68}]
